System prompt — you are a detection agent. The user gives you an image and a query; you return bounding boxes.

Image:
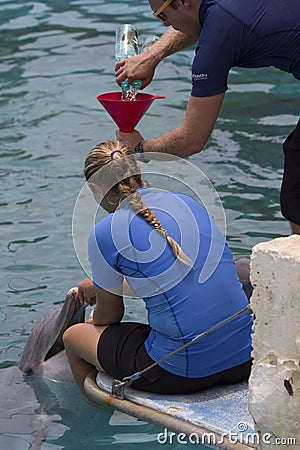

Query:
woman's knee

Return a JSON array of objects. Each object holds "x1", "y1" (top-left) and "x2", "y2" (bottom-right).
[{"x1": 63, "y1": 323, "x2": 85, "y2": 350}]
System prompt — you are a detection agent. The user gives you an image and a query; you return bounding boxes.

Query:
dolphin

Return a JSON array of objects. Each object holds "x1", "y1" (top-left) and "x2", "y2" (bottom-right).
[
  {"x1": 0, "y1": 289, "x2": 87, "y2": 449},
  {"x1": 19, "y1": 287, "x2": 86, "y2": 382}
]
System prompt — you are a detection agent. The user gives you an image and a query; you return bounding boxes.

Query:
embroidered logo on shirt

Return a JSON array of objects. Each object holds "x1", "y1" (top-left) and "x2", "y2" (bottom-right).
[{"x1": 192, "y1": 73, "x2": 208, "y2": 80}]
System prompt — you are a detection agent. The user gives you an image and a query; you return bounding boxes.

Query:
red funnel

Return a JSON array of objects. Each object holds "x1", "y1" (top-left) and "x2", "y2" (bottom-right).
[{"x1": 96, "y1": 92, "x2": 165, "y2": 132}]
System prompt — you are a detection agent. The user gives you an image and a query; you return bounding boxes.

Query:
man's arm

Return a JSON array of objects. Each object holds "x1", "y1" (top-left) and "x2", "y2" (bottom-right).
[
  {"x1": 115, "y1": 27, "x2": 197, "y2": 89},
  {"x1": 117, "y1": 93, "x2": 225, "y2": 157},
  {"x1": 146, "y1": 27, "x2": 197, "y2": 60}
]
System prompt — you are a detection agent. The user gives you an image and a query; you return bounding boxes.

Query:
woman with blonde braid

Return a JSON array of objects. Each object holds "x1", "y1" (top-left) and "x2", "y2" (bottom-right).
[{"x1": 63, "y1": 140, "x2": 253, "y2": 396}]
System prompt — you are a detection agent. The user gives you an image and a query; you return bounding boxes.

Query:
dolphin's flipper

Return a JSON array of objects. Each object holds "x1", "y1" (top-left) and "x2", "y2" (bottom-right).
[{"x1": 19, "y1": 287, "x2": 85, "y2": 378}]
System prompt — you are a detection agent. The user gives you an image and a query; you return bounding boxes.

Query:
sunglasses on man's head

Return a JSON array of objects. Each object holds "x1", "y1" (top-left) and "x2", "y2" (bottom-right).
[{"x1": 152, "y1": 0, "x2": 174, "y2": 22}]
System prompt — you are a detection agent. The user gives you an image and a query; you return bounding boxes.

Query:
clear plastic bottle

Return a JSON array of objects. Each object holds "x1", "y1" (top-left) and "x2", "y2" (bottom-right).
[{"x1": 115, "y1": 24, "x2": 142, "y2": 99}]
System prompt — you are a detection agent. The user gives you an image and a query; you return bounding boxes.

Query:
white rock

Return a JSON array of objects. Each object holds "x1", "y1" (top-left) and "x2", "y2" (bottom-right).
[{"x1": 248, "y1": 235, "x2": 300, "y2": 449}]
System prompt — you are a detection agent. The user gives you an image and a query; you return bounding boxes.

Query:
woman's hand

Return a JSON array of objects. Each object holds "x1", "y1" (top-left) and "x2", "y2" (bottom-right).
[
  {"x1": 86, "y1": 309, "x2": 94, "y2": 324},
  {"x1": 77, "y1": 278, "x2": 96, "y2": 305}
]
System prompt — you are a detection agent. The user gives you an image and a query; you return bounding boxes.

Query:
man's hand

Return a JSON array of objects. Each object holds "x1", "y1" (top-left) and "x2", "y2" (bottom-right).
[
  {"x1": 77, "y1": 278, "x2": 96, "y2": 305},
  {"x1": 115, "y1": 28, "x2": 196, "y2": 90},
  {"x1": 116, "y1": 129, "x2": 144, "y2": 150},
  {"x1": 115, "y1": 52, "x2": 156, "y2": 90}
]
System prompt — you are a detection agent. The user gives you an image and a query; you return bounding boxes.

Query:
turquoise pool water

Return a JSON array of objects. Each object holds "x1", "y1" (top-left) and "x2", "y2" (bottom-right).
[{"x1": 0, "y1": 0, "x2": 299, "y2": 448}]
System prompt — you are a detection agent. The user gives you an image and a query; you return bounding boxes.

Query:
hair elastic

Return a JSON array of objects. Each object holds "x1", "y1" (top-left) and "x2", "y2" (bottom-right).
[{"x1": 110, "y1": 150, "x2": 121, "y2": 159}]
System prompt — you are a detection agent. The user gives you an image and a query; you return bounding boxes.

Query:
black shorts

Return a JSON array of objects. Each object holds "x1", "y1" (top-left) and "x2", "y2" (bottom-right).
[
  {"x1": 281, "y1": 118, "x2": 300, "y2": 225},
  {"x1": 97, "y1": 322, "x2": 252, "y2": 394}
]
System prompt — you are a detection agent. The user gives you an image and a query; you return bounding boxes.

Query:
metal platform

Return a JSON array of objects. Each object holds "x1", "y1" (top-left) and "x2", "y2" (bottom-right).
[{"x1": 84, "y1": 370, "x2": 256, "y2": 449}]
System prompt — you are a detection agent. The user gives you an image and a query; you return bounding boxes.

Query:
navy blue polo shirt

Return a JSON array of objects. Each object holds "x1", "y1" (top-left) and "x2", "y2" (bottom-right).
[{"x1": 192, "y1": 0, "x2": 300, "y2": 97}]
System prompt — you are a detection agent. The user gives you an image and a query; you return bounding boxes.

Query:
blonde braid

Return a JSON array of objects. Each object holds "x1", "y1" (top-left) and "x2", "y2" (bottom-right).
[
  {"x1": 120, "y1": 185, "x2": 192, "y2": 267},
  {"x1": 141, "y1": 209, "x2": 192, "y2": 267},
  {"x1": 84, "y1": 140, "x2": 192, "y2": 267}
]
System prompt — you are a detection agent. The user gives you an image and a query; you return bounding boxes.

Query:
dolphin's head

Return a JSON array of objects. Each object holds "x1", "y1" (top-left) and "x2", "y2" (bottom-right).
[{"x1": 19, "y1": 288, "x2": 85, "y2": 379}]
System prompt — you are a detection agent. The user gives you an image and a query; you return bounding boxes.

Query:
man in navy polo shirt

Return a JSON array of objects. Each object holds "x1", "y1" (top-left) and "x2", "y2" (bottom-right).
[{"x1": 115, "y1": 0, "x2": 300, "y2": 234}]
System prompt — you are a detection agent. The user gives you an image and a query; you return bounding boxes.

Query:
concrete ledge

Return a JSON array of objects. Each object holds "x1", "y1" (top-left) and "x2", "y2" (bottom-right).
[{"x1": 248, "y1": 235, "x2": 300, "y2": 449}]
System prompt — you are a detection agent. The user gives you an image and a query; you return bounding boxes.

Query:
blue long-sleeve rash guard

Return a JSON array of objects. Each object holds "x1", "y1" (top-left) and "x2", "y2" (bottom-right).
[{"x1": 88, "y1": 189, "x2": 253, "y2": 378}]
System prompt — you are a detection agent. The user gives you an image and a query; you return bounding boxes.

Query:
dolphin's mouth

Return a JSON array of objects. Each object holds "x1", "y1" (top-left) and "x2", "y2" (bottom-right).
[{"x1": 45, "y1": 290, "x2": 86, "y2": 361}]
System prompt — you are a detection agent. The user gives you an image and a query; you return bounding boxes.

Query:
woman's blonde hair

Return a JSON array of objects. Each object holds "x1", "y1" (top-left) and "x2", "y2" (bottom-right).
[{"x1": 84, "y1": 140, "x2": 192, "y2": 267}]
